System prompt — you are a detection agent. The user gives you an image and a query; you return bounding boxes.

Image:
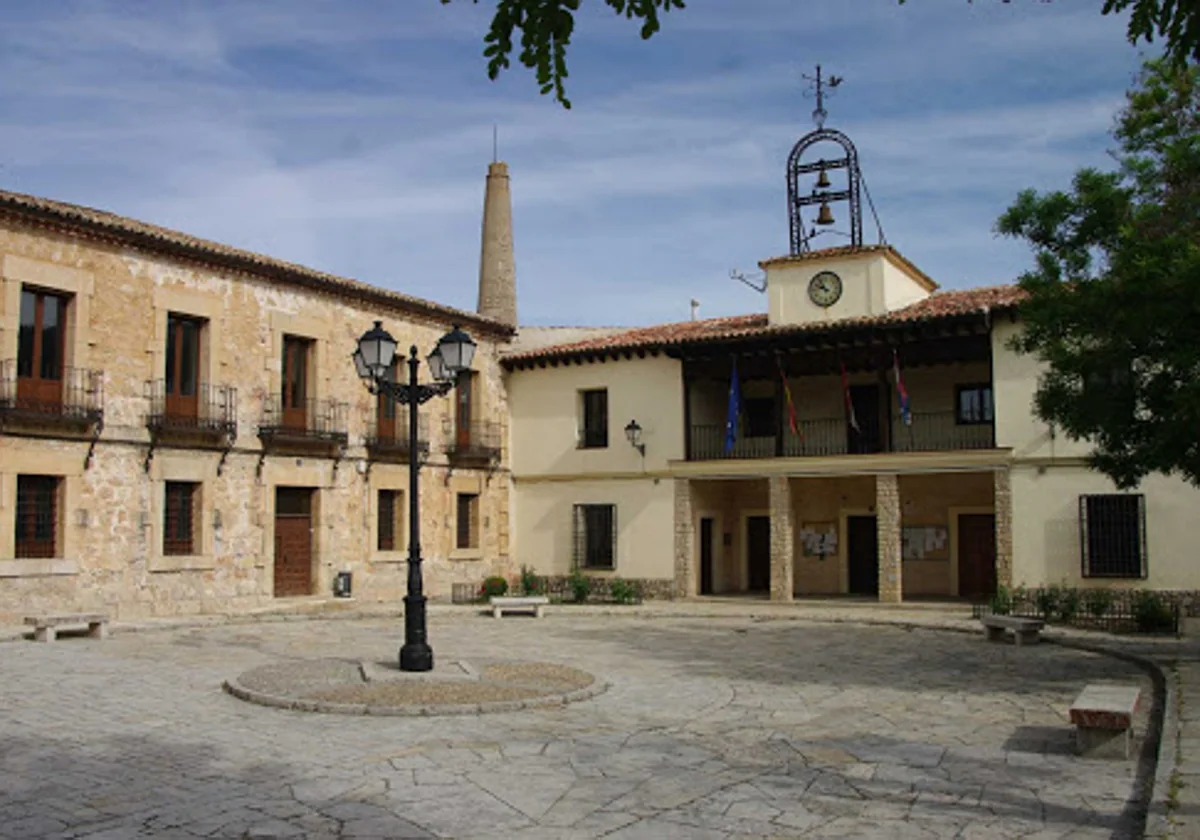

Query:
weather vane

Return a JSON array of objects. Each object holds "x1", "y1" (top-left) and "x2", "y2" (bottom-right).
[{"x1": 802, "y1": 64, "x2": 843, "y2": 130}]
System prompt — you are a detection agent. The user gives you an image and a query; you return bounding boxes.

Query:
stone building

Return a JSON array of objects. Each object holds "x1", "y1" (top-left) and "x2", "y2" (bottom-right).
[{"x1": 0, "y1": 163, "x2": 517, "y2": 622}]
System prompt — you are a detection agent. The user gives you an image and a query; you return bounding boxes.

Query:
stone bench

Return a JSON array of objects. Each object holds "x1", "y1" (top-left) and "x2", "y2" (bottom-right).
[
  {"x1": 25, "y1": 613, "x2": 109, "y2": 643},
  {"x1": 1069, "y1": 683, "x2": 1141, "y2": 759},
  {"x1": 980, "y1": 614, "x2": 1044, "y2": 646},
  {"x1": 490, "y1": 596, "x2": 549, "y2": 619}
]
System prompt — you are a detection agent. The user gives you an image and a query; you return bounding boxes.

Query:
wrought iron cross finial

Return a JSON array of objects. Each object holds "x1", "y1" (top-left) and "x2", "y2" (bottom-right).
[{"x1": 802, "y1": 64, "x2": 843, "y2": 129}]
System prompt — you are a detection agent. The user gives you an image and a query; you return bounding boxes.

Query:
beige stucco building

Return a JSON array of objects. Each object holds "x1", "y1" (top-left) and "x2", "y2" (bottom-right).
[{"x1": 0, "y1": 164, "x2": 518, "y2": 622}]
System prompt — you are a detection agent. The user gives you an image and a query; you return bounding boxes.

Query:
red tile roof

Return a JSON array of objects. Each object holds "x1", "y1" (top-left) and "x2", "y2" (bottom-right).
[
  {"x1": 0, "y1": 187, "x2": 512, "y2": 335},
  {"x1": 503, "y1": 284, "x2": 1026, "y2": 366}
]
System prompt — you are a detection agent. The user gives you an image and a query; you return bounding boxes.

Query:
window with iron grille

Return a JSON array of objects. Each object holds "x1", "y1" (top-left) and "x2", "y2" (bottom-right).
[
  {"x1": 573, "y1": 504, "x2": 616, "y2": 570},
  {"x1": 15, "y1": 475, "x2": 60, "y2": 559},
  {"x1": 1080, "y1": 494, "x2": 1146, "y2": 578},
  {"x1": 579, "y1": 389, "x2": 608, "y2": 448},
  {"x1": 456, "y1": 493, "x2": 479, "y2": 550},
  {"x1": 163, "y1": 481, "x2": 199, "y2": 556},
  {"x1": 378, "y1": 489, "x2": 403, "y2": 552},
  {"x1": 955, "y1": 384, "x2": 993, "y2": 425}
]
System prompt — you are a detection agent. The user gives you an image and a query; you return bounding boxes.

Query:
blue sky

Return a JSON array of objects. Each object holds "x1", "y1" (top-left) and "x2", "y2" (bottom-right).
[{"x1": 0, "y1": 1, "x2": 1149, "y2": 327}]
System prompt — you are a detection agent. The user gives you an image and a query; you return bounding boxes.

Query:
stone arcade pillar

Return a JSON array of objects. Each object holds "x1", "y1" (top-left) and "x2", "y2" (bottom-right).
[
  {"x1": 994, "y1": 468, "x2": 1014, "y2": 590},
  {"x1": 673, "y1": 479, "x2": 695, "y2": 599},
  {"x1": 768, "y1": 476, "x2": 794, "y2": 602},
  {"x1": 876, "y1": 473, "x2": 903, "y2": 603}
]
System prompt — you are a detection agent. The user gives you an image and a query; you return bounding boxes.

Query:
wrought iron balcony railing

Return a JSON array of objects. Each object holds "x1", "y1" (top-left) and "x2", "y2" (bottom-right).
[
  {"x1": 258, "y1": 395, "x2": 348, "y2": 446},
  {"x1": 145, "y1": 380, "x2": 237, "y2": 439},
  {"x1": 446, "y1": 419, "x2": 502, "y2": 464},
  {"x1": 0, "y1": 359, "x2": 104, "y2": 429},
  {"x1": 688, "y1": 411, "x2": 994, "y2": 461},
  {"x1": 365, "y1": 404, "x2": 430, "y2": 461}
]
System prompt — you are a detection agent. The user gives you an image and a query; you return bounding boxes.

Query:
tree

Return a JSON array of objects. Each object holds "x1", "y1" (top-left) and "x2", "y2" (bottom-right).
[
  {"x1": 997, "y1": 58, "x2": 1200, "y2": 488},
  {"x1": 445, "y1": 0, "x2": 1200, "y2": 108}
]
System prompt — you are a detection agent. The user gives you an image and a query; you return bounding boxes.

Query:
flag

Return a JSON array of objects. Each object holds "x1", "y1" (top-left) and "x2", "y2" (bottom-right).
[
  {"x1": 840, "y1": 361, "x2": 860, "y2": 433},
  {"x1": 724, "y1": 357, "x2": 742, "y2": 455},
  {"x1": 776, "y1": 356, "x2": 801, "y2": 439},
  {"x1": 893, "y1": 349, "x2": 912, "y2": 426}
]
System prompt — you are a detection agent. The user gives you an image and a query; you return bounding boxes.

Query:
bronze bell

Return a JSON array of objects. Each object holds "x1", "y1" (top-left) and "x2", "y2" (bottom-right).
[
  {"x1": 815, "y1": 201, "x2": 835, "y2": 226},
  {"x1": 815, "y1": 166, "x2": 831, "y2": 189}
]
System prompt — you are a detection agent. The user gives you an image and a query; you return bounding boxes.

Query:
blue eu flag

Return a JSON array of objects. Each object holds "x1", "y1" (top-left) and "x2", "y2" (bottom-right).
[{"x1": 724, "y1": 358, "x2": 742, "y2": 455}]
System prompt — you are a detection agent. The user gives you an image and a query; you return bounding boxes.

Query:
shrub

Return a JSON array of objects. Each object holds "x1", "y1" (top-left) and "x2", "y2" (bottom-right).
[
  {"x1": 1084, "y1": 588, "x2": 1115, "y2": 619},
  {"x1": 609, "y1": 577, "x2": 641, "y2": 605},
  {"x1": 1132, "y1": 591, "x2": 1175, "y2": 633},
  {"x1": 568, "y1": 569, "x2": 591, "y2": 603},
  {"x1": 988, "y1": 584, "x2": 1013, "y2": 616},
  {"x1": 519, "y1": 565, "x2": 544, "y2": 596},
  {"x1": 480, "y1": 576, "x2": 508, "y2": 599},
  {"x1": 1035, "y1": 585, "x2": 1061, "y2": 619},
  {"x1": 1058, "y1": 587, "x2": 1082, "y2": 623}
]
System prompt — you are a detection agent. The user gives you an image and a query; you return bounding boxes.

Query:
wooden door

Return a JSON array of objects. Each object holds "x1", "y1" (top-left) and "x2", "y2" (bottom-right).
[
  {"x1": 746, "y1": 516, "x2": 770, "y2": 593},
  {"x1": 274, "y1": 488, "x2": 313, "y2": 597},
  {"x1": 958, "y1": 514, "x2": 997, "y2": 600},
  {"x1": 700, "y1": 517, "x2": 715, "y2": 595},
  {"x1": 848, "y1": 385, "x2": 882, "y2": 454},
  {"x1": 165, "y1": 314, "x2": 201, "y2": 422},
  {"x1": 848, "y1": 515, "x2": 879, "y2": 596},
  {"x1": 16, "y1": 289, "x2": 65, "y2": 411},
  {"x1": 455, "y1": 371, "x2": 473, "y2": 448},
  {"x1": 281, "y1": 337, "x2": 309, "y2": 431}
]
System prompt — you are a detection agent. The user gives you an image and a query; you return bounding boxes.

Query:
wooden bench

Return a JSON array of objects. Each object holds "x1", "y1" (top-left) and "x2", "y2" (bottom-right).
[
  {"x1": 980, "y1": 614, "x2": 1044, "y2": 646},
  {"x1": 25, "y1": 613, "x2": 109, "y2": 643},
  {"x1": 1070, "y1": 683, "x2": 1141, "y2": 759},
  {"x1": 490, "y1": 596, "x2": 549, "y2": 619}
]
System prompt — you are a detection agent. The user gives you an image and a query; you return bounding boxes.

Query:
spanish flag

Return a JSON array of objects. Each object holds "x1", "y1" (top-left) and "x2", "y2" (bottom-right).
[{"x1": 777, "y1": 356, "x2": 801, "y2": 439}]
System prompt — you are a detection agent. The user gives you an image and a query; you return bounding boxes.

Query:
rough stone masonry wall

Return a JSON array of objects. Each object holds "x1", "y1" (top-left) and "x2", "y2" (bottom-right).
[
  {"x1": 0, "y1": 219, "x2": 512, "y2": 622},
  {"x1": 876, "y1": 473, "x2": 903, "y2": 604},
  {"x1": 673, "y1": 479, "x2": 694, "y2": 599},
  {"x1": 768, "y1": 476, "x2": 794, "y2": 602},
  {"x1": 993, "y1": 467, "x2": 1014, "y2": 591}
]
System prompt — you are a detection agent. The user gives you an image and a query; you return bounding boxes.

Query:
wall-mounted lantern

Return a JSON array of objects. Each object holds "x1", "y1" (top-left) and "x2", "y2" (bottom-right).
[{"x1": 624, "y1": 419, "x2": 645, "y2": 457}]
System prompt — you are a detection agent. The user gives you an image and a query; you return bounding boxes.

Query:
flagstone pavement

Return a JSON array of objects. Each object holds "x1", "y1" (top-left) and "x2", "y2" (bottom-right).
[{"x1": 0, "y1": 607, "x2": 1168, "y2": 839}]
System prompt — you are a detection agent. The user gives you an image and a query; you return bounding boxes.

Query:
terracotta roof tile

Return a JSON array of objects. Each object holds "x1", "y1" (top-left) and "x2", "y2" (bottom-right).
[
  {"x1": 0, "y1": 187, "x2": 511, "y2": 335},
  {"x1": 503, "y1": 285, "x2": 1026, "y2": 366}
]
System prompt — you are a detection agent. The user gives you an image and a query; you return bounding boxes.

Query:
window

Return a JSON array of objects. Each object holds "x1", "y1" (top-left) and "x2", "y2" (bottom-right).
[
  {"x1": 17, "y1": 288, "x2": 67, "y2": 408},
  {"x1": 378, "y1": 489, "x2": 403, "y2": 552},
  {"x1": 15, "y1": 475, "x2": 60, "y2": 558},
  {"x1": 955, "y1": 384, "x2": 993, "y2": 425},
  {"x1": 579, "y1": 389, "x2": 608, "y2": 448},
  {"x1": 164, "y1": 482, "x2": 199, "y2": 556},
  {"x1": 456, "y1": 493, "x2": 480, "y2": 550},
  {"x1": 744, "y1": 397, "x2": 777, "y2": 438},
  {"x1": 377, "y1": 361, "x2": 401, "y2": 441},
  {"x1": 573, "y1": 504, "x2": 616, "y2": 570},
  {"x1": 1081, "y1": 494, "x2": 1146, "y2": 578},
  {"x1": 455, "y1": 371, "x2": 475, "y2": 447},
  {"x1": 281, "y1": 335, "x2": 311, "y2": 427},
  {"x1": 165, "y1": 314, "x2": 203, "y2": 418}
]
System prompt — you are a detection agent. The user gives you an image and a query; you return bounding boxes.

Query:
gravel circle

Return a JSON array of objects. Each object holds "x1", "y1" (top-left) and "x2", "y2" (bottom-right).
[{"x1": 225, "y1": 657, "x2": 605, "y2": 716}]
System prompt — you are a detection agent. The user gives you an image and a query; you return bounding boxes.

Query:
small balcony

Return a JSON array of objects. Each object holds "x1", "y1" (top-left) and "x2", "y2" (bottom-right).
[
  {"x1": 446, "y1": 420, "x2": 502, "y2": 467},
  {"x1": 145, "y1": 380, "x2": 237, "y2": 445},
  {"x1": 688, "y1": 410, "x2": 994, "y2": 461},
  {"x1": 0, "y1": 359, "x2": 103, "y2": 436},
  {"x1": 365, "y1": 404, "x2": 430, "y2": 463},
  {"x1": 258, "y1": 395, "x2": 349, "y2": 454}
]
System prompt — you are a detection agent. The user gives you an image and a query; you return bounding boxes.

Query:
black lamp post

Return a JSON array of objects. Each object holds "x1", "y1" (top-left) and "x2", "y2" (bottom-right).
[{"x1": 354, "y1": 321, "x2": 477, "y2": 672}]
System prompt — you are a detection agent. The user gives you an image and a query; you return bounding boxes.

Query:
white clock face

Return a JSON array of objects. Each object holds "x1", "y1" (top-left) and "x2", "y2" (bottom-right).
[{"x1": 808, "y1": 271, "x2": 843, "y2": 308}]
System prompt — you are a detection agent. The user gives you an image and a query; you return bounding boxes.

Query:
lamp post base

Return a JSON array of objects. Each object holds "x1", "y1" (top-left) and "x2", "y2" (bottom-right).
[
  {"x1": 399, "y1": 593, "x2": 433, "y2": 672},
  {"x1": 399, "y1": 642, "x2": 433, "y2": 672}
]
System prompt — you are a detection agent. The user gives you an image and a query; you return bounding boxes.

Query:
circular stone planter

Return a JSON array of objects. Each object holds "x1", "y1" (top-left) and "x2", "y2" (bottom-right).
[{"x1": 223, "y1": 657, "x2": 607, "y2": 717}]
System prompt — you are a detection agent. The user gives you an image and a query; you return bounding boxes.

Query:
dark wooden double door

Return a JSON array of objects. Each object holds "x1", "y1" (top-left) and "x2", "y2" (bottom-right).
[
  {"x1": 274, "y1": 488, "x2": 314, "y2": 597},
  {"x1": 958, "y1": 514, "x2": 997, "y2": 600}
]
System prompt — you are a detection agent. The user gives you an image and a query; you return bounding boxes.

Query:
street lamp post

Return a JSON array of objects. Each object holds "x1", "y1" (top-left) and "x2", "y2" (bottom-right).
[{"x1": 354, "y1": 322, "x2": 477, "y2": 672}]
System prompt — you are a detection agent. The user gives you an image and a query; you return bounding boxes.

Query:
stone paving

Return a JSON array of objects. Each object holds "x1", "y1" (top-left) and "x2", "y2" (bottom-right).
[{"x1": 0, "y1": 611, "x2": 1157, "y2": 839}]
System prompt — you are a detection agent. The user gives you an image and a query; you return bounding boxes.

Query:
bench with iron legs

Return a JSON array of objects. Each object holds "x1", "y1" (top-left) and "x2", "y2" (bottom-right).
[
  {"x1": 980, "y1": 613, "x2": 1044, "y2": 646},
  {"x1": 490, "y1": 596, "x2": 549, "y2": 619},
  {"x1": 1070, "y1": 683, "x2": 1141, "y2": 759},
  {"x1": 25, "y1": 613, "x2": 109, "y2": 643}
]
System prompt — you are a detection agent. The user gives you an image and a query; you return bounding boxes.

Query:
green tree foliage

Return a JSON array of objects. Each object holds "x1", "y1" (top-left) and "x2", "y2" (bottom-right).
[
  {"x1": 997, "y1": 58, "x2": 1200, "y2": 488},
  {"x1": 446, "y1": 1, "x2": 1200, "y2": 108}
]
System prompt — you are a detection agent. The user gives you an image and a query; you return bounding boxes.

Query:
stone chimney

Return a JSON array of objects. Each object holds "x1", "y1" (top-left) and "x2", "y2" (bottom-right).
[{"x1": 476, "y1": 161, "x2": 517, "y2": 327}]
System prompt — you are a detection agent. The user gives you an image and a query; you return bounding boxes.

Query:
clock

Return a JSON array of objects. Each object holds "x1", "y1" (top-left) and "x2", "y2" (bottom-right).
[{"x1": 808, "y1": 270, "x2": 843, "y2": 308}]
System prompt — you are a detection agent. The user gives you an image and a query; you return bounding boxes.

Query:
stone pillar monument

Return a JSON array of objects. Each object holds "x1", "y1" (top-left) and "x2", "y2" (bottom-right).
[
  {"x1": 768, "y1": 476, "x2": 795, "y2": 602},
  {"x1": 477, "y1": 161, "x2": 517, "y2": 327},
  {"x1": 876, "y1": 473, "x2": 903, "y2": 603}
]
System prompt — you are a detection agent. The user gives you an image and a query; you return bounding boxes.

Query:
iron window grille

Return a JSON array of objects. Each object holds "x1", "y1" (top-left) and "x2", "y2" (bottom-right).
[
  {"x1": 579, "y1": 389, "x2": 608, "y2": 448},
  {"x1": 573, "y1": 504, "x2": 616, "y2": 570},
  {"x1": 1080, "y1": 494, "x2": 1147, "y2": 579},
  {"x1": 456, "y1": 493, "x2": 480, "y2": 550},
  {"x1": 15, "y1": 475, "x2": 60, "y2": 559},
  {"x1": 378, "y1": 489, "x2": 400, "y2": 552},
  {"x1": 164, "y1": 481, "x2": 199, "y2": 556}
]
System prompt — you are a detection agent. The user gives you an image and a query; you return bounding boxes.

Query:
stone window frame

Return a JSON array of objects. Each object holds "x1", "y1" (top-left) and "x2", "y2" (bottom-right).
[
  {"x1": 268, "y1": 311, "x2": 329, "y2": 416},
  {"x1": 448, "y1": 474, "x2": 484, "y2": 561},
  {"x1": 368, "y1": 467, "x2": 409, "y2": 564},
  {"x1": 148, "y1": 453, "x2": 217, "y2": 572},
  {"x1": 149, "y1": 288, "x2": 224, "y2": 426},
  {"x1": 1, "y1": 255, "x2": 95, "y2": 379},
  {"x1": 0, "y1": 448, "x2": 83, "y2": 577}
]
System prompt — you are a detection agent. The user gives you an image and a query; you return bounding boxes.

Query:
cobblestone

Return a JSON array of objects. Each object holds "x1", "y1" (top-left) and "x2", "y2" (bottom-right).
[{"x1": 0, "y1": 610, "x2": 1159, "y2": 838}]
